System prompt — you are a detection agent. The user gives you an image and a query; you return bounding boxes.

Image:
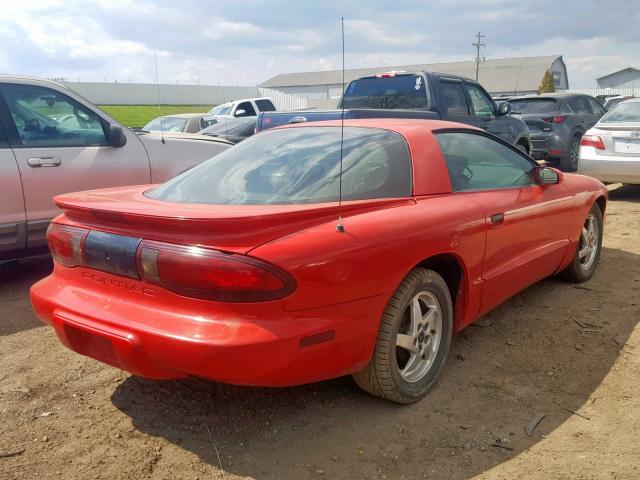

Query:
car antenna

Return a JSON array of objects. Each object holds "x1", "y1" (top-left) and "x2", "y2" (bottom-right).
[
  {"x1": 154, "y1": 52, "x2": 165, "y2": 144},
  {"x1": 336, "y1": 17, "x2": 346, "y2": 233}
]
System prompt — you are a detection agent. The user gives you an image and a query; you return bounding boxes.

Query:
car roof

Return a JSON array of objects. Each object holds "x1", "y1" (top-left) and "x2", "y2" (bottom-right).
[{"x1": 276, "y1": 118, "x2": 481, "y2": 136}]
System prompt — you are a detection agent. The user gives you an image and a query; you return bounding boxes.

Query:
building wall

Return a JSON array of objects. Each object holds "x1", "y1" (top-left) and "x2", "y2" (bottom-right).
[
  {"x1": 597, "y1": 70, "x2": 640, "y2": 89},
  {"x1": 61, "y1": 81, "x2": 259, "y2": 105},
  {"x1": 551, "y1": 58, "x2": 569, "y2": 89}
]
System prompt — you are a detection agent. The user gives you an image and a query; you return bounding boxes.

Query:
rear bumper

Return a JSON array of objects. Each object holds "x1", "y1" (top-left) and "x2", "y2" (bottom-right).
[
  {"x1": 579, "y1": 148, "x2": 640, "y2": 184},
  {"x1": 30, "y1": 266, "x2": 386, "y2": 386},
  {"x1": 530, "y1": 133, "x2": 565, "y2": 160}
]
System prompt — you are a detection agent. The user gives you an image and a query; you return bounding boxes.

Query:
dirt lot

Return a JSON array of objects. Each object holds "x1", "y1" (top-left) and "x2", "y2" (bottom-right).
[{"x1": 1, "y1": 185, "x2": 639, "y2": 480}]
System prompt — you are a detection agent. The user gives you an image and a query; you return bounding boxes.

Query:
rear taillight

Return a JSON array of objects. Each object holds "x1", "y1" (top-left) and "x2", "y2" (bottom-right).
[
  {"x1": 47, "y1": 223, "x2": 88, "y2": 268},
  {"x1": 580, "y1": 135, "x2": 605, "y2": 150},
  {"x1": 47, "y1": 225, "x2": 295, "y2": 302},
  {"x1": 137, "y1": 241, "x2": 296, "y2": 302},
  {"x1": 542, "y1": 115, "x2": 567, "y2": 123}
]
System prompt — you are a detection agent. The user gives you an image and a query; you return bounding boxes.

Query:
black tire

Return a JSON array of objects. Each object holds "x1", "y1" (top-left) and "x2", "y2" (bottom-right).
[
  {"x1": 559, "y1": 203, "x2": 603, "y2": 283},
  {"x1": 352, "y1": 268, "x2": 453, "y2": 404},
  {"x1": 560, "y1": 136, "x2": 581, "y2": 172}
]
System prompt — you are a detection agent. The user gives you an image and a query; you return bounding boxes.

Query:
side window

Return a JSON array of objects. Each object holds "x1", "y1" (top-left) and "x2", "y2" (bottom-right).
[
  {"x1": 569, "y1": 96, "x2": 590, "y2": 115},
  {"x1": 0, "y1": 119, "x2": 7, "y2": 147},
  {"x1": 435, "y1": 132, "x2": 536, "y2": 192},
  {"x1": 587, "y1": 97, "x2": 606, "y2": 116},
  {"x1": 440, "y1": 81, "x2": 470, "y2": 116},
  {"x1": 255, "y1": 99, "x2": 276, "y2": 112},
  {"x1": 465, "y1": 83, "x2": 495, "y2": 117},
  {"x1": 559, "y1": 101, "x2": 574, "y2": 115},
  {"x1": 235, "y1": 101, "x2": 256, "y2": 117},
  {"x1": 2, "y1": 84, "x2": 107, "y2": 147}
]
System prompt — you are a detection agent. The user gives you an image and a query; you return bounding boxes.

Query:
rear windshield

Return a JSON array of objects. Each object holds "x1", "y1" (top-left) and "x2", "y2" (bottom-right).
[
  {"x1": 143, "y1": 117, "x2": 187, "y2": 132},
  {"x1": 508, "y1": 99, "x2": 558, "y2": 115},
  {"x1": 341, "y1": 74, "x2": 428, "y2": 109},
  {"x1": 600, "y1": 102, "x2": 640, "y2": 123},
  {"x1": 148, "y1": 126, "x2": 412, "y2": 205},
  {"x1": 255, "y1": 99, "x2": 276, "y2": 112}
]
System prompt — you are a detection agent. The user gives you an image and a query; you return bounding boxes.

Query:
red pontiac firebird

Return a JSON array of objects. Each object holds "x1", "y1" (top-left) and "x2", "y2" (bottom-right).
[{"x1": 31, "y1": 119, "x2": 606, "y2": 403}]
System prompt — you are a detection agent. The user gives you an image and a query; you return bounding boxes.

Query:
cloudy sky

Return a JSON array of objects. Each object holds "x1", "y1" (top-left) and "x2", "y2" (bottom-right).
[{"x1": 0, "y1": 0, "x2": 638, "y2": 88}]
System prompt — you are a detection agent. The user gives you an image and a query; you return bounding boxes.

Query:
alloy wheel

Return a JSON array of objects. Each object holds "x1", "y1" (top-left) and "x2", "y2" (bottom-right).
[
  {"x1": 578, "y1": 213, "x2": 599, "y2": 270},
  {"x1": 396, "y1": 291, "x2": 443, "y2": 383}
]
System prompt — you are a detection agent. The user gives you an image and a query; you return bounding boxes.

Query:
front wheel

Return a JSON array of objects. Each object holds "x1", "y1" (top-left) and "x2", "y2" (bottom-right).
[
  {"x1": 352, "y1": 268, "x2": 453, "y2": 403},
  {"x1": 559, "y1": 203, "x2": 603, "y2": 283}
]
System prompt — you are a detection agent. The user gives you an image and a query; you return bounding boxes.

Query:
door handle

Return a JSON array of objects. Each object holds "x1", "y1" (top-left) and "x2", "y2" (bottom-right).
[
  {"x1": 27, "y1": 156, "x2": 62, "y2": 168},
  {"x1": 490, "y1": 213, "x2": 504, "y2": 225}
]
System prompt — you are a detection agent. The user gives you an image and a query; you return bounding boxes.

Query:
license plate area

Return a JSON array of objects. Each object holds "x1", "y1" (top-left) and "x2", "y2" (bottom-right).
[
  {"x1": 84, "y1": 231, "x2": 141, "y2": 278},
  {"x1": 614, "y1": 138, "x2": 640, "y2": 154}
]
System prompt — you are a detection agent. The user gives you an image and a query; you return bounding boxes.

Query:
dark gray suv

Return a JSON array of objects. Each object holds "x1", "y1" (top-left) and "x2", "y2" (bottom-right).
[{"x1": 508, "y1": 93, "x2": 606, "y2": 171}]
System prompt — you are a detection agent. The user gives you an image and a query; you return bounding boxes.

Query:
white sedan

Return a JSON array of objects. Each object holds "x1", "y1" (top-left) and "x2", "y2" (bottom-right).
[{"x1": 579, "y1": 99, "x2": 640, "y2": 184}]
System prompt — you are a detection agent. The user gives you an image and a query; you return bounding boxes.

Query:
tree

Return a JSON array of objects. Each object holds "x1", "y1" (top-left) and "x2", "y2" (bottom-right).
[{"x1": 538, "y1": 69, "x2": 556, "y2": 93}]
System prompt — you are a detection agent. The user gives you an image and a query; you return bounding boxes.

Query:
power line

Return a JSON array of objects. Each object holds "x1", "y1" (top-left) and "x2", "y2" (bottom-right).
[{"x1": 473, "y1": 31, "x2": 486, "y2": 81}]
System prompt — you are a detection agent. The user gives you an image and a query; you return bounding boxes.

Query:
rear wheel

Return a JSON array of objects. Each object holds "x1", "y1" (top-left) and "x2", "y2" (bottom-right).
[
  {"x1": 559, "y1": 204, "x2": 603, "y2": 283},
  {"x1": 352, "y1": 268, "x2": 453, "y2": 403},
  {"x1": 560, "y1": 136, "x2": 581, "y2": 172}
]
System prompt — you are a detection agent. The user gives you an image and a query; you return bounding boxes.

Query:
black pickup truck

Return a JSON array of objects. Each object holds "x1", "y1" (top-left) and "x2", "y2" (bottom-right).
[{"x1": 257, "y1": 71, "x2": 531, "y2": 153}]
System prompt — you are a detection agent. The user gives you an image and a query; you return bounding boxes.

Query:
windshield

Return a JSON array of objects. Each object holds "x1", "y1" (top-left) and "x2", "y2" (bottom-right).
[
  {"x1": 143, "y1": 116, "x2": 188, "y2": 132},
  {"x1": 208, "y1": 103, "x2": 233, "y2": 115},
  {"x1": 341, "y1": 74, "x2": 428, "y2": 109},
  {"x1": 600, "y1": 102, "x2": 640, "y2": 123},
  {"x1": 148, "y1": 126, "x2": 412, "y2": 205},
  {"x1": 508, "y1": 99, "x2": 558, "y2": 115}
]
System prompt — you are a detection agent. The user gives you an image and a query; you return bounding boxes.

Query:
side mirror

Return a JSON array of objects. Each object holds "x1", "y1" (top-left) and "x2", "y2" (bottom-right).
[
  {"x1": 497, "y1": 101, "x2": 512, "y2": 116},
  {"x1": 107, "y1": 124, "x2": 127, "y2": 148},
  {"x1": 536, "y1": 166, "x2": 563, "y2": 185},
  {"x1": 234, "y1": 109, "x2": 246, "y2": 117}
]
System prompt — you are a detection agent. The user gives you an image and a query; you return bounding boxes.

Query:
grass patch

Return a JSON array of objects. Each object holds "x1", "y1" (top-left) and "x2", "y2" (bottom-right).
[{"x1": 97, "y1": 105, "x2": 214, "y2": 128}]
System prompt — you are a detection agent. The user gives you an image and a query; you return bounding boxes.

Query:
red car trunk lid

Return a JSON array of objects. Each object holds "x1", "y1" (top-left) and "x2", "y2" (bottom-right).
[{"x1": 55, "y1": 185, "x2": 414, "y2": 253}]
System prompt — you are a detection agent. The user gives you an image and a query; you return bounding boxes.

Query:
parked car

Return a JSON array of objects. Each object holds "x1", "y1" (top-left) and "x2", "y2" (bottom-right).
[
  {"x1": 31, "y1": 118, "x2": 606, "y2": 404},
  {"x1": 206, "y1": 97, "x2": 276, "y2": 120},
  {"x1": 142, "y1": 113, "x2": 214, "y2": 133},
  {"x1": 508, "y1": 93, "x2": 606, "y2": 171},
  {"x1": 199, "y1": 116, "x2": 256, "y2": 143},
  {"x1": 603, "y1": 95, "x2": 635, "y2": 111},
  {"x1": 256, "y1": 71, "x2": 532, "y2": 154},
  {"x1": 0, "y1": 76, "x2": 231, "y2": 260},
  {"x1": 579, "y1": 98, "x2": 640, "y2": 184}
]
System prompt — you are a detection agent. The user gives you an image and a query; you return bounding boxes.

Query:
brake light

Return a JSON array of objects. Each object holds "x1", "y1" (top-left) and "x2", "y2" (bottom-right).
[
  {"x1": 542, "y1": 115, "x2": 567, "y2": 123},
  {"x1": 581, "y1": 135, "x2": 605, "y2": 150},
  {"x1": 137, "y1": 241, "x2": 296, "y2": 302},
  {"x1": 46, "y1": 223, "x2": 88, "y2": 268}
]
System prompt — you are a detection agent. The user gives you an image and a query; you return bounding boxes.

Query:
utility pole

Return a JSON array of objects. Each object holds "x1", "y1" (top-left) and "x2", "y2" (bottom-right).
[{"x1": 473, "y1": 31, "x2": 485, "y2": 81}]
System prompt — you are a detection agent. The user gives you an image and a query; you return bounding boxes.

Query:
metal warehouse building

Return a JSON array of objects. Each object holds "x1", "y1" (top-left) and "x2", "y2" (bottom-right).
[
  {"x1": 259, "y1": 55, "x2": 568, "y2": 108},
  {"x1": 596, "y1": 67, "x2": 640, "y2": 89}
]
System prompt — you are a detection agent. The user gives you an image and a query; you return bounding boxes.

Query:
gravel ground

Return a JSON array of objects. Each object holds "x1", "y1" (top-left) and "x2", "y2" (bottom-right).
[{"x1": 1, "y1": 184, "x2": 639, "y2": 480}]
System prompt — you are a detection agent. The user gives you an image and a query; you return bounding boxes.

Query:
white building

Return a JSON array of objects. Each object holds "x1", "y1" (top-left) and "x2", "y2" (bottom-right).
[
  {"x1": 259, "y1": 55, "x2": 568, "y2": 108},
  {"x1": 597, "y1": 68, "x2": 640, "y2": 89}
]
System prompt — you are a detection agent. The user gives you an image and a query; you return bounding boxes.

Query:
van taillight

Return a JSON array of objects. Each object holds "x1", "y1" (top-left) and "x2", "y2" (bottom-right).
[
  {"x1": 137, "y1": 241, "x2": 296, "y2": 302},
  {"x1": 580, "y1": 135, "x2": 605, "y2": 150},
  {"x1": 46, "y1": 223, "x2": 88, "y2": 267}
]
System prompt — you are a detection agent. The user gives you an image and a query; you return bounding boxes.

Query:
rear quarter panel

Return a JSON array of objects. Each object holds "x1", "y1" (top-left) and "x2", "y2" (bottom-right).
[{"x1": 250, "y1": 195, "x2": 487, "y2": 330}]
